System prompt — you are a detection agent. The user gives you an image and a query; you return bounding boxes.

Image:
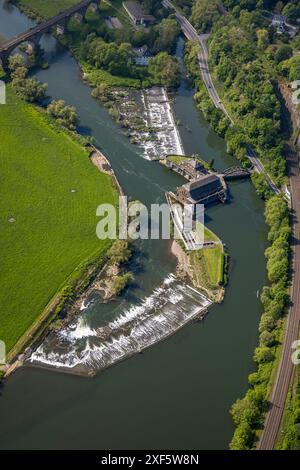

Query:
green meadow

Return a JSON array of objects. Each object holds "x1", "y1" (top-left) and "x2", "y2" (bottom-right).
[
  {"x1": 17, "y1": 0, "x2": 129, "y2": 20},
  {"x1": 0, "y1": 88, "x2": 117, "y2": 353},
  {"x1": 17, "y1": 0, "x2": 79, "y2": 18}
]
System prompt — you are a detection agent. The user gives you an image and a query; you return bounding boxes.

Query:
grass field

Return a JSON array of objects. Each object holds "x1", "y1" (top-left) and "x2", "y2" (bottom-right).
[
  {"x1": 0, "y1": 88, "x2": 117, "y2": 352},
  {"x1": 17, "y1": 0, "x2": 79, "y2": 18},
  {"x1": 188, "y1": 222, "x2": 225, "y2": 299},
  {"x1": 84, "y1": 65, "x2": 142, "y2": 88},
  {"x1": 18, "y1": 0, "x2": 131, "y2": 20},
  {"x1": 189, "y1": 245, "x2": 224, "y2": 293}
]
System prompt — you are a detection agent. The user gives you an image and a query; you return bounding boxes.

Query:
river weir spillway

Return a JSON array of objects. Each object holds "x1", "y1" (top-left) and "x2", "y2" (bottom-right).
[{"x1": 29, "y1": 275, "x2": 212, "y2": 376}]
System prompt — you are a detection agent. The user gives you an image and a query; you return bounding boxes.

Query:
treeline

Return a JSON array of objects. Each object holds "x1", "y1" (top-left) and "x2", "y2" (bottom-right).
[
  {"x1": 185, "y1": 41, "x2": 266, "y2": 184},
  {"x1": 190, "y1": 0, "x2": 222, "y2": 33},
  {"x1": 9, "y1": 54, "x2": 47, "y2": 103},
  {"x1": 222, "y1": 0, "x2": 300, "y2": 24},
  {"x1": 8, "y1": 54, "x2": 80, "y2": 131},
  {"x1": 79, "y1": 34, "x2": 181, "y2": 88},
  {"x1": 230, "y1": 196, "x2": 290, "y2": 449},
  {"x1": 65, "y1": 9, "x2": 180, "y2": 55},
  {"x1": 208, "y1": 14, "x2": 286, "y2": 190},
  {"x1": 79, "y1": 37, "x2": 137, "y2": 78}
]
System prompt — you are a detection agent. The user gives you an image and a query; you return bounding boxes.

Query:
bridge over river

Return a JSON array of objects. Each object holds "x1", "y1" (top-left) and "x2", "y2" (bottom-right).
[{"x1": 0, "y1": 0, "x2": 100, "y2": 68}]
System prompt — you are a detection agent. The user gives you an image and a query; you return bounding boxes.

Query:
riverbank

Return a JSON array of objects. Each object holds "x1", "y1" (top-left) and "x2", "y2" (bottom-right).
[
  {"x1": 0, "y1": 86, "x2": 118, "y2": 366},
  {"x1": 29, "y1": 273, "x2": 212, "y2": 376},
  {"x1": 171, "y1": 239, "x2": 225, "y2": 303}
]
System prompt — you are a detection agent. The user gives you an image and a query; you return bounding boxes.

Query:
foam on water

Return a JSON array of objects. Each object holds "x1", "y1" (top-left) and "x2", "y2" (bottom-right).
[
  {"x1": 30, "y1": 274, "x2": 211, "y2": 375},
  {"x1": 138, "y1": 87, "x2": 184, "y2": 160}
]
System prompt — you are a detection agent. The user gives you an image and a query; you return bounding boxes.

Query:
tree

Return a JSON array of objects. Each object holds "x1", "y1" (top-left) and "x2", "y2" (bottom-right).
[
  {"x1": 47, "y1": 100, "x2": 79, "y2": 130},
  {"x1": 259, "y1": 313, "x2": 276, "y2": 333},
  {"x1": 190, "y1": 0, "x2": 221, "y2": 33},
  {"x1": 8, "y1": 53, "x2": 26, "y2": 72},
  {"x1": 251, "y1": 173, "x2": 272, "y2": 199},
  {"x1": 256, "y1": 29, "x2": 269, "y2": 50},
  {"x1": 112, "y1": 272, "x2": 133, "y2": 295},
  {"x1": 107, "y1": 240, "x2": 131, "y2": 265},
  {"x1": 253, "y1": 346, "x2": 274, "y2": 363},
  {"x1": 260, "y1": 330, "x2": 275, "y2": 347},
  {"x1": 11, "y1": 66, "x2": 28, "y2": 81},
  {"x1": 230, "y1": 421, "x2": 256, "y2": 450},
  {"x1": 282, "y1": 2, "x2": 300, "y2": 24},
  {"x1": 12, "y1": 76, "x2": 47, "y2": 103},
  {"x1": 275, "y1": 45, "x2": 293, "y2": 64},
  {"x1": 148, "y1": 52, "x2": 181, "y2": 88},
  {"x1": 153, "y1": 18, "x2": 180, "y2": 54}
]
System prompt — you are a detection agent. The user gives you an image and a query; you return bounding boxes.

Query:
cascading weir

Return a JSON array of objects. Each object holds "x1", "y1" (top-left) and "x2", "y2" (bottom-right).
[{"x1": 29, "y1": 275, "x2": 212, "y2": 376}]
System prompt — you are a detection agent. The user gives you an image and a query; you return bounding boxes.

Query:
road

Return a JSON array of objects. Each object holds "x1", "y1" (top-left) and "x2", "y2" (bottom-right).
[
  {"x1": 259, "y1": 146, "x2": 300, "y2": 449},
  {"x1": 163, "y1": 0, "x2": 280, "y2": 194},
  {"x1": 163, "y1": 0, "x2": 230, "y2": 117}
]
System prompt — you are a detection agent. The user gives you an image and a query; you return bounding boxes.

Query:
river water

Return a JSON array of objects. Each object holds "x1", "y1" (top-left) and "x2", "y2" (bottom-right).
[{"x1": 0, "y1": 0, "x2": 267, "y2": 449}]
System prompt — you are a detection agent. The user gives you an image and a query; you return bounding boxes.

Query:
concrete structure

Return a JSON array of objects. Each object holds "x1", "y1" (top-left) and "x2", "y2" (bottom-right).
[
  {"x1": 271, "y1": 14, "x2": 286, "y2": 33},
  {"x1": 291, "y1": 80, "x2": 300, "y2": 90},
  {"x1": 176, "y1": 174, "x2": 227, "y2": 210},
  {"x1": 164, "y1": 156, "x2": 206, "y2": 180},
  {"x1": 0, "y1": 0, "x2": 100, "y2": 69},
  {"x1": 123, "y1": 1, "x2": 155, "y2": 26}
]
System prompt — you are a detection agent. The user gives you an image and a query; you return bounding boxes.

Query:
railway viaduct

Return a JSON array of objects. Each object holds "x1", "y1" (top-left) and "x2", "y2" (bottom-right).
[{"x1": 0, "y1": 0, "x2": 101, "y2": 69}]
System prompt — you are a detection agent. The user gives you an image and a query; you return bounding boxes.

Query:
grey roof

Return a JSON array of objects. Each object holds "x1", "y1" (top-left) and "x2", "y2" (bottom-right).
[
  {"x1": 123, "y1": 1, "x2": 155, "y2": 22},
  {"x1": 183, "y1": 174, "x2": 220, "y2": 191},
  {"x1": 182, "y1": 174, "x2": 223, "y2": 202}
]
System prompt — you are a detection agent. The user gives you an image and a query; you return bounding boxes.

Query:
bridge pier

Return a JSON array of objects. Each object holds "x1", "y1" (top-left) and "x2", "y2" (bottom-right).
[
  {"x1": 0, "y1": 51, "x2": 10, "y2": 71},
  {"x1": 90, "y1": 0, "x2": 100, "y2": 13},
  {"x1": 73, "y1": 6, "x2": 89, "y2": 23},
  {"x1": 56, "y1": 18, "x2": 69, "y2": 35},
  {"x1": 25, "y1": 32, "x2": 43, "y2": 55}
]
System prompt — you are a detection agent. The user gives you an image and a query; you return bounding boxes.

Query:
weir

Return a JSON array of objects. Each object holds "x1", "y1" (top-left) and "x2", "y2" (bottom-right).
[{"x1": 29, "y1": 275, "x2": 212, "y2": 376}]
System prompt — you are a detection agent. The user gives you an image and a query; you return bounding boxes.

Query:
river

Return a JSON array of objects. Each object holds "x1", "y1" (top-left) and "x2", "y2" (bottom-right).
[{"x1": 0, "y1": 0, "x2": 267, "y2": 449}]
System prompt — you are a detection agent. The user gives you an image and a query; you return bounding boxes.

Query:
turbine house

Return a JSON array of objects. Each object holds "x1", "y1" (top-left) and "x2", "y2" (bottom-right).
[{"x1": 176, "y1": 174, "x2": 227, "y2": 210}]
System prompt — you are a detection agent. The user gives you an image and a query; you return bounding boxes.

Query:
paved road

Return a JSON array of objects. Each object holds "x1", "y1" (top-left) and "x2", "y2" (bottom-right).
[
  {"x1": 259, "y1": 146, "x2": 300, "y2": 449},
  {"x1": 247, "y1": 147, "x2": 280, "y2": 195},
  {"x1": 163, "y1": 0, "x2": 229, "y2": 116},
  {"x1": 162, "y1": 0, "x2": 280, "y2": 194}
]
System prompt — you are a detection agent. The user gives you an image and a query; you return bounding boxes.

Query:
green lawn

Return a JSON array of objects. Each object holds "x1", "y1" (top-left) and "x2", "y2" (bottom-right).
[
  {"x1": 18, "y1": 0, "x2": 132, "y2": 21},
  {"x1": 196, "y1": 221, "x2": 220, "y2": 243},
  {"x1": 84, "y1": 65, "x2": 142, "y2": 88},
  {"x1": 0, "y1": 88, "x2": 117, "y2": 352},
  {"x1": 18, "y1": 0, "x2": 79, "y2": 18},
  {"x1": 189, "y1": 244, "x2": 224, "y2": 293},
  {"x1": 167, "y1": 155, "x2": 190, "y2": 165}
]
